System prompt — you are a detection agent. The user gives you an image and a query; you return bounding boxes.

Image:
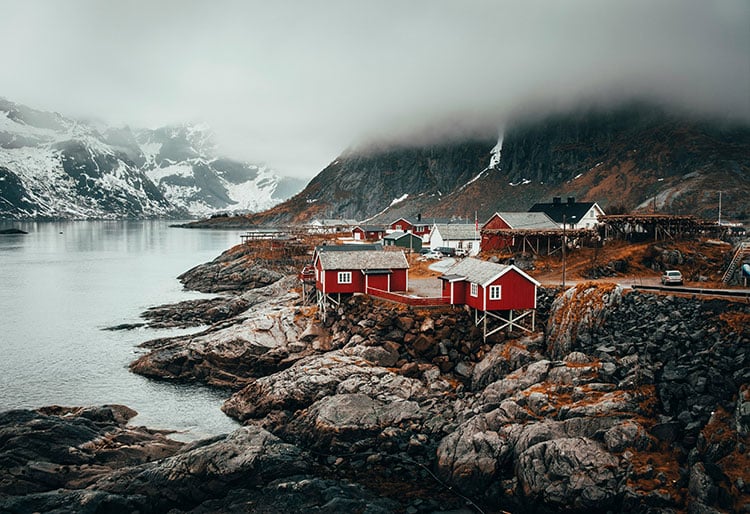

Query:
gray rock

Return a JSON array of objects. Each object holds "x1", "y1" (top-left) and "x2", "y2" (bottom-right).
[
  {"x1": 471, "y1": 335, "x2": 542, "y2": 390},
  {"x1": 603, "y1": 420, "x2": 652, "y2": 452},
  {"x1": 288, "y1": 393, "x2": 422, "y2": 451},
  {"x1": 516, "y1": 437, "x2": 622, "y2": 509}
]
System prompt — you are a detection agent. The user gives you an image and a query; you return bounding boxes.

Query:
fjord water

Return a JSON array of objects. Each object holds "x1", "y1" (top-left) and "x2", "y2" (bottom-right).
[{"x1": 0, "y1": 220, "x2": 243, "y2": 439}]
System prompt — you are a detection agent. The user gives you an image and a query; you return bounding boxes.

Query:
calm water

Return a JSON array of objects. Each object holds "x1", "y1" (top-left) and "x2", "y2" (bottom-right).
[{"x1": 0, "y1": 220, "x2": 244, "y2": 440}]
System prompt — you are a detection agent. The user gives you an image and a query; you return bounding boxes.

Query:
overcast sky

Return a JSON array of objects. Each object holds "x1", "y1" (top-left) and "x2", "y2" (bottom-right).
[{"x1": 1, "y1": 0, "x2": 748, "y2": 178}]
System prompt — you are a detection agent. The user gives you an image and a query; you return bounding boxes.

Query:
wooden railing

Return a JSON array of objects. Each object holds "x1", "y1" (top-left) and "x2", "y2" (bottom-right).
[{"x1": 366, "y1": 287, "x2": 450, "y2": 306}]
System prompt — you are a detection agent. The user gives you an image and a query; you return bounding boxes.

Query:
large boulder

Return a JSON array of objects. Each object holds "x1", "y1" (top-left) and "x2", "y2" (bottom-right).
[
  {"x1": 516, "y1": 437, "x2": 622, "y2": 509},
  {"x1": 286, "y1": 393, "x2": 423, "y2": 451},
  {"x1": 546, "y1": 283, "x2": 623, "y2": 358},
  {"x1": 471, "y1": 334, "x2": 544, "y2": 391},
  {"x1": 0, "y1": 406, "x2": 182, "y2": 497},
  {"x1": 222, "y1": 346, "x2": 426, "y2": 422},
  {"x1": 130, "y1": 281, "x2": 311, "y2": 389},
  {"x1": 178, "y1": 244, "x2": 284, "y2": 294}
]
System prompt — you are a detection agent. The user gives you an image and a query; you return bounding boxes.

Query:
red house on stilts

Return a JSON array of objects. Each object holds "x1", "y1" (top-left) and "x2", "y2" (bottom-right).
[
  {"x1": 439, "y1": 257, "x2": 540, "y2": 340},
  {"x1": 313, "y1": 248, "x2": 409, "y2": 317}
]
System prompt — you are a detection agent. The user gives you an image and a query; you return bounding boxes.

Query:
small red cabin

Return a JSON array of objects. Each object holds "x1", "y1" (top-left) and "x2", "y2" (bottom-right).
[
  {"x1": 314, "y1": 249, "x2": 409, "y2": 295},
  {"x1": 352, "y1": 225, "x2": 386, "y2": 241},
  {"x1": 481, "y1": 212, "x2": 558, "y2": 251},
  {"x1": 389, "y1": 217, "x2": 432, "y2": 238},
  {"x1": 439, "y1": 257, "x2": 539, "y2": 311}
]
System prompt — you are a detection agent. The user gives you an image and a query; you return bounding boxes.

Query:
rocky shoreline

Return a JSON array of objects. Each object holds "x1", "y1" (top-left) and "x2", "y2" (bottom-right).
[{"x1": 2, "y1": 246, "x2": 749, "y2": 513}]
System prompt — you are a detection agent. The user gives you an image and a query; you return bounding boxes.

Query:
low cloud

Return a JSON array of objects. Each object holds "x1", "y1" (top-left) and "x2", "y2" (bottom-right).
[{"x1": 1, "y1": 0, "x2": 748, "y2": 178}]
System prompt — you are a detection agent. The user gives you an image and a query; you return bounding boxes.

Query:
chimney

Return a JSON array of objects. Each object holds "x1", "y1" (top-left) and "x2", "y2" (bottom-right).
[
  {"x1": 552, "y1": 197, "x2": 561, "y2": 205},
  {"x1": 417, "y1": 213, "x2": 422, "y2": 221},
  {"x1": 567, "y1": 197, "x2": 575, "y2": 205}
]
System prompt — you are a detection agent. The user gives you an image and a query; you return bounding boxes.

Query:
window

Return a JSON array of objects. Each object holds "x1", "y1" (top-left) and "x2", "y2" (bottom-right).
[
  {"x1": 489, "y1": 285, "x2": 502, "y2": 300},
  {"x1": 338, "y1": 271, "x2": 352, "y2": 284},
  {"x1": 470, "y1": 283, "x2": 478, "y2": 297}
]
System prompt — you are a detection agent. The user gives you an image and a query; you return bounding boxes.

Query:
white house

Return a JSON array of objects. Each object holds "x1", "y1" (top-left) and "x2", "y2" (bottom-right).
[
  {"x1": 528, "y1": 197, "x2": 605, "y2": 230},
  {"x1": 430, "y1": 223, "x2": 481, "y2": 255}
]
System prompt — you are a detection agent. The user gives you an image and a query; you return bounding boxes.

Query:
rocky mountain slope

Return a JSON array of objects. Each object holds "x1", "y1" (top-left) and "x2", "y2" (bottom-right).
[
  {"x1": 0, "y1": 98, "x2": 304, "y2": 219},
  {"x1": 242, "y1": 103, "x2": 750, "y2": 226}
]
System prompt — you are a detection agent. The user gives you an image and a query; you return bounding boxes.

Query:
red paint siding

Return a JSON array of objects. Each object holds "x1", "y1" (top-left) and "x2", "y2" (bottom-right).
[
  {"x1": 481, "y1": 215, "x2": 514, "y2": 251},
  {"x1": 484, "y1": 215, "x2": 512, "y2": 230},
  {"x1": 320, "y1": 269, "x2": 365, "y2": 294},
  {"x1": 412, "y1": 225, "x2": 430, "y2": 237},
  {"x1": 391, "y1": 269, "x2": 408, "y2": 291},
  {"x1": 485, "y1": 269, "x2": 537, "y2": 310},
  {"x1": 390, "y1": 219, "x2": 413, "y2": 232},
  {"x1": 443, "y1": 281, "x2": 466, "y2": 304},
  {"x1": 352, "y1": 228, "x2": 383, "y2": 240},
  {"x1": 366, "y1": 274, "x2": 390, "y2": 291}
]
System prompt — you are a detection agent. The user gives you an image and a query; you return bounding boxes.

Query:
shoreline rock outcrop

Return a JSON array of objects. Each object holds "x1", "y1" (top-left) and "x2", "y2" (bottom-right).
[{"x1": 4, "y1": 239, "x2": 749, "y2": 513}]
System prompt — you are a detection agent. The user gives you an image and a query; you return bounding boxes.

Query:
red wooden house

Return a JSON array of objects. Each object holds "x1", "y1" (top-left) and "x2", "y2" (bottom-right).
[
  {"x1": 352, "y1": 225, "x2": 386, "y2": 241},
  {"x1": 481, "y1": 212, "x2": 558, "y2": 251},
  {"x1": 389, "y1": 217, "x2": 433, "y2": 238},
  {"x1": 439, "y1": 257, "x2": 540, "y2": 339},
  {"x1": 313, "y1": 249, "x2": 409, "y2": 315}
]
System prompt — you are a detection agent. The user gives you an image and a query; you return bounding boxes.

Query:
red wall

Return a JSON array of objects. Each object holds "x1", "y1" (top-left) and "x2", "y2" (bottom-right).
[
  {"x1": 391, "y1": 269, "x2": 408, "y2": 291},
  {"x1": 316, "y1": 263, "x2": 365, "y2": 294},
  {"x1": 366, "y1": 274, "x2": 390, "y2": 291},
  {"x1": 487, "y1": 269, "x2": 537, "y2": 310},
  {"x1": 453, "y1": 269, "x2": 536, "y2": 311},
  {"x1": 353, "y1": 228, "x2": 383, "y2": 240},
  {"x1": 443, "y1": 280, "x2": 466, "y2": 304},
  {"x1": 481, "y1": 215, "x2": 514, "y2": 251},
  {"x1": 390, "y1": 219, "x2": 413, "y2": 232}
]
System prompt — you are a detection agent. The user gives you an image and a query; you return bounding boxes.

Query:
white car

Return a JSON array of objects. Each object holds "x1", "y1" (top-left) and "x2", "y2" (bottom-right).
[
  {"x1": 421, "y1": 250, "x2": 443, "y2": 260},
  {"x1": 661, "y1": 270, "x2": 683, "y2": 285}
]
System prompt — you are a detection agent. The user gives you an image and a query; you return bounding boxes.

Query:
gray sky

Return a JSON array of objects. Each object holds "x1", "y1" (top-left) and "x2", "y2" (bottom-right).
[{"x1": 1, "y1": 0, "x2": 748, "y2": 178}]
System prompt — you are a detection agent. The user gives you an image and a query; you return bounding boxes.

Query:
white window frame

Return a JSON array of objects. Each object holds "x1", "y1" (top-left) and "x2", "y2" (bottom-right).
[
  {"x1": 489, "y1": 285, "x2": 502, "y2": 300},
  {"x1": 470, "y1": 282, "x2": 478, "y2": 297},
  {"x1": 338, "y1": 271, "x2": 352, "y2": 284}
]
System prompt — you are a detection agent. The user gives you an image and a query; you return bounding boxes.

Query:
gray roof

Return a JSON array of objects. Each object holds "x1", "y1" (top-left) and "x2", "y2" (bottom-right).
[
  {"x1": 529, "y1": 201, "x2": 599, "y2": 224},
  {"x1": 432, "y1": 223, "x2": 480, "y2": 241},
  {"x1": 488, "y1": 212, "x2": 559, "y2": 230},
  {"x1": 317, "y1": 250, "x2": 409, "y2": 270},
  {"x1": 443, "y1": 257, "x2": 540, "y2": 287},
  {"x1": 384, "y1": 230, "x2": 421, "y2": 241},
  {"x1": 316, "y1": 243, "x2": 382, "y2": 253}
]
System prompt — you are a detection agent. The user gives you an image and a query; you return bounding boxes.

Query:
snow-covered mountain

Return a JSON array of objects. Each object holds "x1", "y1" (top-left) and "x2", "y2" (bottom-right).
[{"x1": 0, "y1": 98, "x2": 304, "y2": 219}]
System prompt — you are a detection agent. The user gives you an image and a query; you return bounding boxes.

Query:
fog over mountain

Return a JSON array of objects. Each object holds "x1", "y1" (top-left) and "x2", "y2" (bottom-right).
[{"x1": 0, "y1": 0, "x2": 748, "y2": 178}]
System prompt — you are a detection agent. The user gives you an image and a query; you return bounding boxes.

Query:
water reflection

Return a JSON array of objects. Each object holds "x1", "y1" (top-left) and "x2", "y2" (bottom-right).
[{"x1": 0, "y1": 220, "x2": 243, "y2": 439}]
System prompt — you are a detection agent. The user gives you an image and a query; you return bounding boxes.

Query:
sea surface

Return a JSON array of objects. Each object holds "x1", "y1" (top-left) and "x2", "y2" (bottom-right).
[{"x1": 0, "y1": 220, "x2": 246, "y2": 440}]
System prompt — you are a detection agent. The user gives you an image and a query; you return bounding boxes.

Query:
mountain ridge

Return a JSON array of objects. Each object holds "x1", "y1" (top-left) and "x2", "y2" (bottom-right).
[
  {"x1": 234, "y1": 103, "x2": 750, "y2": 227},
  {"x1": 0, "y1": 98, "x2": 304, "y2": 219}
]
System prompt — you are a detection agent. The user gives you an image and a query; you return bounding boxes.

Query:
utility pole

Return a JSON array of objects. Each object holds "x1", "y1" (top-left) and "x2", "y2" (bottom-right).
[
  {"x1": 562, "y1": 214, "x2": 567, "y2": 289},
  {"x1": 718, "y1": 190, "x2": 722, "y2": 226},
  {"x1": 561, "y1": 213, "x2": 577, "y2": 289}
]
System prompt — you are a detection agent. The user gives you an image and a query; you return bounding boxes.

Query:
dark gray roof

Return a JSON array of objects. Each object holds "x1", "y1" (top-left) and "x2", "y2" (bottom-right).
[
  {"x1": 438, "y1": 273, "x2": 465, "y2": 282},
  {"x1": 529, "y1": 201, "x2": 596, "y2": 224},
  {"x1": 318, "y1": 250, "x2": 409, "y2": 270},
  {"x1": 355, "y1": 225, "x2": 386, "y2": 232},
  {"x1": 384, "y1": 230, "x2": 422, "y2": 241}
]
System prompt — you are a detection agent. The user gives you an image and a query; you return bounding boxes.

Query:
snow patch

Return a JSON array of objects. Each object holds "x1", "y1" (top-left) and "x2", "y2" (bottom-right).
[{"x1": 390, "y1": 194, "x2": 409, "y2": 206}]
